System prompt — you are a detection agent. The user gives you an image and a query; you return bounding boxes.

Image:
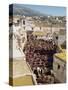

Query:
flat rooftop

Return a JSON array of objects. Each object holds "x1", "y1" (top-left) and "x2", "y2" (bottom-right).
[
  {"x1": 10, "y1": 58, "x2": 32, "y2": 78},
  {"x1": 54, "y1": 52, "x2": 66, "y2": 62}
]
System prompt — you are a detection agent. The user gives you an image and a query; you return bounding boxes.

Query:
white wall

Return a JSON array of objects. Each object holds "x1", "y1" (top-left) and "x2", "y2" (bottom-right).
[{"x1": 53, "y1": 56, "x2": 66, "y2": 83}]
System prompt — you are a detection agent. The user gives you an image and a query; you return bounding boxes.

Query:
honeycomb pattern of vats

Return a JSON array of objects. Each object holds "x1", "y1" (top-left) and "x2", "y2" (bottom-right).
[
  {"x1": 26, "y1": 53, "x2": 48, "y2": 70},
  {"x1": 24, "y1": 32, "x2": 57, "y2": 84},
  {"x1": 24, "y1": 34, "x2": 57, "y2": 69}
]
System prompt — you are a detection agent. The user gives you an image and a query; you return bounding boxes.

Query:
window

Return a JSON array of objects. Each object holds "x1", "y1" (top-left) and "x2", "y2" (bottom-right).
[
  {"x1": 23, "y1": 20, "x2": 25, "y2": 25},
  {"x1": 57, "y1": 64, "x2": 60, "y2": 70},
  {"x1": 56, "y1": 36, "x2": 58, "y2": 40},
  {"x1": 17, "y1": 20, "x2": 19, "y2": 23}
]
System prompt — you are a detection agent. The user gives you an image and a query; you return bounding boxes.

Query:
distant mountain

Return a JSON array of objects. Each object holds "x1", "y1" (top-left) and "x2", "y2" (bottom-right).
[{"x1": 9, "y1": 4, "x2": 46, "y2": 16}]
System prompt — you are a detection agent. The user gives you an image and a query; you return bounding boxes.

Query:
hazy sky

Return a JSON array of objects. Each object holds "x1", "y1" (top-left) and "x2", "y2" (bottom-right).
[{"x1": 22, "y1": 4, "x2": 66, "y2": 16}]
